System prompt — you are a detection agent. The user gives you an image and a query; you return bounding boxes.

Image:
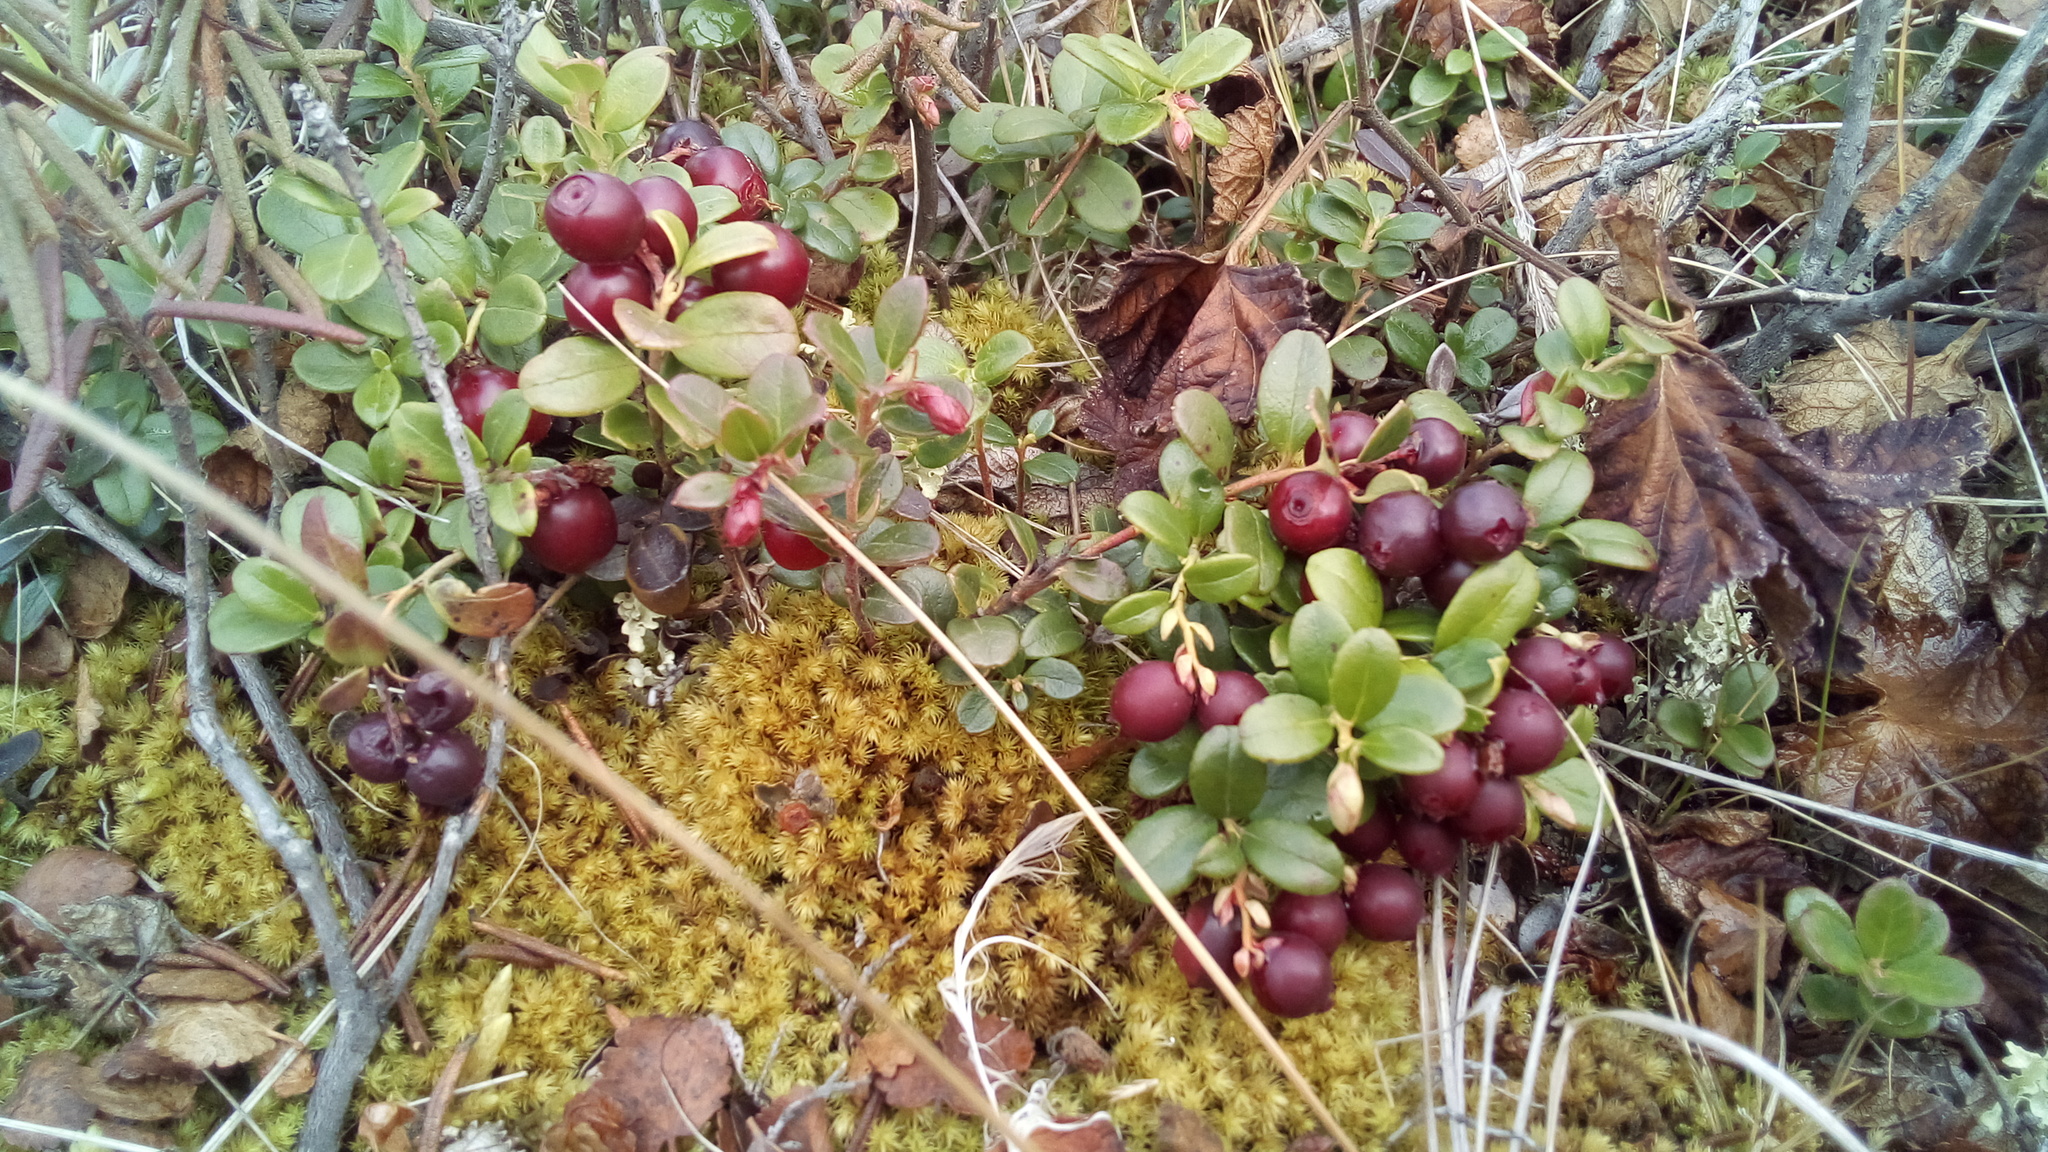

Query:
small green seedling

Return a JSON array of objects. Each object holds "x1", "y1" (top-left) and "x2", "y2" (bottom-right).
[
  {"x1": 1705, "y1": 130, "x2": 1783, "y2": 211},
  {"x1": 1788, "y1": 878, "x2": 1985, "y2": 1040},
  {"x1": 1655, "y1": 659, "x2": 1778, "y2": 776}
]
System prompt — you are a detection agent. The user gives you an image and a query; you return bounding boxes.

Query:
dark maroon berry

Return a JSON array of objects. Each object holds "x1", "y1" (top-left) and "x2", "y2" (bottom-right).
[
  {"x1": 632, "y1": 461, "x2": 666, "y2": 490},
  {"x1": 711, "y1": 222, "x2": 810, "y2": 307},
  {"x1": 763, "y1": 520, "x2": 831, "y2": 570},
  {"x1": 344, "y1": 715, "x2": 410, "y2": 784},
  {"x1": 544, "y1": 171, "x2": 646, "y2": 264},
  {"x1": 1506, "y1": 635, "x2": 1599, "y2": 707},
  {"x1": 632, "y1": 175, "x2": 699, "y2": 263},
  {"x1": 1268, "y1": 470, "x2": 1354, "y2": 555},
  {"x1": 1439, "y1": 479, "x2": 1529, "y2": 564},
  {"x1": 1355, "y1": 491, "x2": 1443, "y2": 579},
  {"x1": 1197, "y1": 670, "x2": 1267, "y2": 730},
  {"x1": 1334, "y1": 803, "x2": 1395, "y2": 861},
  {"x1": 1587, "y1": 633, "x2": 1637, "y2": 703},
  {"x1": 652, "y1": 118, "x2": 721, "y2": 159},
  {"x1": 1485, "y1": 688, "x2": 1566, "y2": 776},
  {"x1": 562, "y1": 262, "x2": 654, "y2": 338},
  {"x1": 451, "y1": 362, "x2": 551, "y2": 447},
  {"x1": 1404, "y1": 418, "x2": 1467, "y2": 487},
  {"x1": 406, "y1": 731, "x2": 486, "y2": 809},
  {"x1": 1307, "y1": 410, "x2": 1378, "y2": 469},
  {"x1": 404, "y1": 670, "x2": 475, "y2": 733},
  {"x1": 527, "y1": 483, "x2": 618, "y2": 574},
  {"x1": 666, "y1": 277, "x2": 715, "y2": 319},
  {"x1": 1452, "y1": 778, "x2": 1526, "y2": 845},
  {"x1": 1400, "y1": 737, "x2": 1481, "y2": 821},
  {"x1": 1395, "y1": 815, "x2": 1460, "y2": 876},
  {"x1": 1270, "y1": 892, "x2": 1349, "y2": 956},
  {"x1": 1421, "y1": 557, "x2": 1478, "y2": 610},
  {"x1": 905, "y1": 384, "x2": 969, "y2": 435},
  {"x1": 1249, "y1": 932, "x2": 1335, "y2": 1017},
  {"x1": 1110, "y1": 660, "x2": 1195, "y2": 742},
  {"x1": 1171, "y1": 900, "x2": 1240, "y2": 991},
  {"x1": 683, "y1": 146, "x2": 770, "y2": 219},
  {"x1": 1348, "y1": 864, "x2": 1427, "y2": 941}
]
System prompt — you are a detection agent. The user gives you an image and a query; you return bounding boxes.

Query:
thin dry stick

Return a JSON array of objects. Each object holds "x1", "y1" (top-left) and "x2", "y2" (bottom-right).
[
  {"x1": 771, "y1": 475, "x2": 1363, "y2": 1152},
  {"x1": 470, "y1": 916, "x2": 633, "y2": 982},
  {"x1": 416, "y1": 1036, "x2": 475, "y2": 1152}
]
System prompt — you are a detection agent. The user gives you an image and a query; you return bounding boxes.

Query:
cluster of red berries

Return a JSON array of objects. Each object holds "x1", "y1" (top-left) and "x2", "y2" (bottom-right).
[{"x1": 341, "y1": 672, "x2": 486, "y2": 808}]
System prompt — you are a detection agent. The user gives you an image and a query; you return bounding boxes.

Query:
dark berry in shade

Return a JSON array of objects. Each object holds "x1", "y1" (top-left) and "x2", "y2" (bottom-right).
[
  {"x1": 406, "y1": 731, "x2": 486, "y2": 809},
  {"x1": 683, "y1": 146, "x2": 770, "y2": 219},
  {"x1": 450, "y1": 362, "x2": 551, "y2": 447},
  {"x1": 1355, "y1": 491, "x2": 1443, "y2": 579},
  {"x1": 666, "y1": 277, "x2": 715, "y2": 319},
  {"x1": 526, "y1": 484, "x2": 618, "y2": 574},
  {"x1": 631, "y1": 175, "x2": 699, "y2": 262},
  {"x1": 1485, "y1": 688, "x2": 1567, "y2": 776},
  {"x1": 1334, "y1": 803, "x2": 1395, "y2": 861},
  {"x1": 1421, "y1": 557, "x2": 1478, "y2": 610},
  {"x1": 1439, "y1": 479, "x2": 1529, "y2": 564},
  {"x1": 344, "y1": 715, "x2": 410, "y2": 784},
  {"x1": 1250, "y1": 932, "x2": 1335, "y2": 1017},
  {"x1": 562, "y1": 262, "x2": 654, "y2": 338},
  {"x1": 1506, "y1": 635, "x2": 1599, "y2": 707},
  {"x1": 1404, "y1": 418, "x2": 1468, "y2": 486},
  {"x1": 710, "y1": 222, "x2": 810, "y2": 307},
  {"x1": 1110, "y1": 660, "x2": 1196, "y2": 742},
  {"x1": 652, "y1": 118, "x2": 721, "y2": 158},
  {"x1": 1452, "y1": 778, "x2": 1527, "y2": 845},
  {"x1": 543, "y1": 171, "x2": 645, "y2": 264},
  {"x1": 763, "y1": 521, "x2": 831, "y2": 571},
  {"x1": 1348, "y1": 864, "x2": 1428, "y2": 941},
  {"x1": 1268, "y1": 470, "x2": 1355, "y2": 555},
  {"x1": 1400, "y1": 737, "x2": 1481, "y2": 821},
  {"x1": 403, "y1": 671, "x2": 474, "y2": 733},
  {"x1": 1171, "y1": 899, "x2": 1241, "y2": 991},
  {"x1": 1395, "y1": 815, "x2": 1460, "y2": 876},
  {"x1": 1270, "y1": 891, "x2": 1350, "y2": 956},
  {"x1": 1307, "y1": 410, "x2": 1379, "y2": 468},
  {"x1": 1587, "y1": 633, "x2": 1638, "y2": 702},
  {"x1": 1197, "y1": 670, "x2": 1268, "y2": 730}
]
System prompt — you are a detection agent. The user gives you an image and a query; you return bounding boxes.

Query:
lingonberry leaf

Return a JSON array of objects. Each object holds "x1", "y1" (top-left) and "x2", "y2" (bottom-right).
[{"x1": 1189, "y1": 725, "x2": 1268, "y2": 820}]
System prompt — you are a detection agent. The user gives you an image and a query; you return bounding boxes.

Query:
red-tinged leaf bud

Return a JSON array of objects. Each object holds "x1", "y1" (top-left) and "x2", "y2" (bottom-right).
[
  {"x1": 906, "y1": 384, "x2": 969, "y2": 435},
  {"x1": 723, "y1": 489, "x2": 763, "y2": 548},
  {"x1": 1170, "y1": 115, "x2": 1194, "y2": 152}
]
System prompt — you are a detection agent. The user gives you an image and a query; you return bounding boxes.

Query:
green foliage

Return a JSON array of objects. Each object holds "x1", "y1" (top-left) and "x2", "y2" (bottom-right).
[
  {"x1": 1653, "y1": 658, "x2": 1779, "y2": 776},
  {"x1": 1788, "y1": 879, "x2": 1984, "y2": 1038}
]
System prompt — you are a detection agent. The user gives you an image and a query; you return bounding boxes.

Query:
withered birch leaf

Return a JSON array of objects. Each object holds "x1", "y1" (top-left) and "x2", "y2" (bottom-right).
[
  {"x1": 1395, "y1": 0, "x2": 1551, "y2": 58},
  {"x1": 1, "y1": 1052, "x2": 95, "y2": 1149},
  {"x1": 143, "y1": 1000, "x2": 283, "y2": 1069},
  {"x1": 1206, "y1": 73, "x2": 1277, "y2": 225},
  {"x1": 565, "y1": 1015, "x2": 732, "y2": 1152}
]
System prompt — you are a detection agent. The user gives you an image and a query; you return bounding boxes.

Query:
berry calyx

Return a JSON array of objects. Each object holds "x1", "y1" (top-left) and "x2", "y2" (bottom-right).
[
  {"x1": 404, "y1": 671, "x2": 475, "y2": 733},
  {"x1": 652, "y1": 118, "x2": 721, "y2": 160},
  {"x1": 1109, "y1": 660, "x2": 1195, "y2": 742},
  {"x1": 683, "y1": 146, "x2": 770, "y2": 219},
  {"x1": 562, "y1": 262, "x2": 654, "y2": 338},
  {"x1": 406, "y1": 731, "x2": 486, "y2": 809},
  {"x1": 1506, "y1": 635, "x2": 1599, "y2": 707},
  {"x1": 527, "y1": 483, "x2": 618, "y2": 574},
  {"x1": 1171, "y1": 900, "x2": 1241, "y2": 992},
  {"x1": 1268, "y1": 470, "x2": 1354, "y2": 555},
  {"x1": 905, "y1": 384, "x2": 969, "y2": 436},
  {"x1": 763, "y1": 520, "x2": 831, "y2": 570},
  {"x1": 1451, "y1": 778, "x2": 1527, "y2": 845},
  {"x1": 1348, "y1": 864, "x2": 1427, "y2": 941},
  {"x1": 1439, "y1": 479, "x2": 1529, "y2": 564},
  {"x1": 1355, "y1": 491, "x2": 1443, "y2": 579},
  {"x1": 1197, "y1": 670, "x2": 1267, "y2": 730},
  {"x1": 631, "y1": 175, "x2": 699, "y2": 263},
  {"x1": 1306, "y1": 410, "x2": 1378, "y2": 470},
  {"x1": 1400, "y1": 736, "x2": 1481, "y2": 821},
  {"x1": 451, "y1": 362, "x2": 552, "y2": 447},
  {"x1": 344, "y1": 715, "x2": 410, "y2": 784},
  {"x1": 1484, "y1": 688, "x2": 1567, "y2": 776},
  {"x1": 544, "y1": 171, "x2": 645, "y2": 264},
  {"x1": 1395, "y1": 815, "x2": 1460, "y2": 876},
  {"x1": 1270, "y1": 892, "x2": 1350, "y2": 956},
  {"x1": 710, "y1": 222, "x2": 810, "y2": 307},
  {"x1": 1250, "y1": 933, "x2": 1335, "y2": 1017},
  {"x1": 1403, "y1": 418, "x2": 1468, "y2": 487}
]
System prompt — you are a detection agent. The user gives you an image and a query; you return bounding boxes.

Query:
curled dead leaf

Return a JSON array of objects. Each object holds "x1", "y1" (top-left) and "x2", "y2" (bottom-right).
[
  {"x1": 1, "y1": 1052, "x2": 95, "y2": 1150},
  {"x1": 60, "y1": 545, "x2": 129, "y2": 641},
  {"x1": 1693, "y1": 882, "x2": 1783, "y2": 995},
  {"x1": 1395, "y1": 0, "x2": 1551, "y2": 57},
  {"x1": 1770, "y1": 321, "x2": 2014, "y2": 448},
  {"x1": 203, "y1": 445, "x2": 273, "y2": 512},
  {"x1": 142, "y1": 999, "x2": 283, "y2": 1069},
  {"x1": 427, "y1": 578, "x2": 538, "y2": 638},
  {"x1": 1205, "y1": 73, "x2": 1277, "y2": 226},
  {"x1": 1689, "y1": 962, "x2": 1754, "y2": 1049},
  {"x1": 77, "y1": 1051, "x2": 198, "y2": 1122},
  {"x1": 7, "y1": 846, "x2": 138, "y2": 955},
  {"x1": 546, "y1": 1015, "x2": 732, "y2": 1152},
  {"x1": 360, "y1": 1100, "x2": 420, "y2": 1152},
  {"x1": 137, "y1": 967, "x2": 264, "y2": 1001}
]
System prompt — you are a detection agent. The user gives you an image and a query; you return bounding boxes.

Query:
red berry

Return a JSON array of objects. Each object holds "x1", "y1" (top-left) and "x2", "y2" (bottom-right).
[
  {"x1": 1485, "y1": 688, "x2": 1566, "y2": 776},
  {"x1": 1403, "y1": 418, "x2": 1468, "y2": 486},
  {"x1": 451, "y1": 363, "x2": 550, "y2": 447},
  {"x1": 1348, "y1": 864, "x2": 1427, "y2": 941},
  {"x1": 1197, "y1": 670, "x2": 1267, "y2": 730},
  {"x1": 1395, "y1": 815, "x2": 1460, "y2": 876},
  {"x1": 1250, "y1": 933, "x2": 1335, "y2": 1017},
  {"x1": 1439, "y1": 479, "x2": 1529, "y2": 564},
  {"x1": 1452, "y1": 778, "x2": 1526, "y2": 845},
  {"x1": 1334, "y1": 803, "x2": 1395, "y2": 861},
  {"x1": 562, "y1": 262, "x2": 654, "y2": 338},
  {"x1": 406, "y1": 731, "x2": 486, "y2": 809},
  {"x1": 1270, "y1": 892, "x2": 1350, "y2": 956},
  {"x1": 1400, "y1": 737, "x2": 1481, "y2": 821},
  {"x1": 527, "y1": 483, "x2": 618, "y2": 573},
  {"x1": 1110, "y1": 660, "x2": 1195, "y2": 742},
  {"x1": 683, "y1": 146, "x2": 770, "y2": 219},
  {"x1": 1268, "y1": 471, "x2": 1354, "y2": 555},
  {"x1": 544, "y1": 171, "x2": 646, "y2": 264},
  {"x1": 1306, "y1": 410, "x2": 1378, "y2": 469},
  {"x1": 1506, "y1": 636, "x2": 1599, "y2": 707},
  {"x1": 723, "y1": 491, "x2": 763, "y2": 549},
  {"x1": 404, "y1": 670, "x2": 475, "y2": 733},
  {"x1": 711, "y1": 222, "x2": 810, "y2": 307},
  {"x1": 344, "y1": 715, "x2": 410, "y2": 783},
  {"x1": 1587, "y1": 633, "x2": 1637, "y2": 702},
  {"x1": 667, "y1": 277, "x2": 715, "y2": 319},
  {"x1": 905, "y1": 384, "x2": 969, "y2": 435},
  {"x1": 652, "y1": 118, "x2": 721, "y2": 159},
  {"x1": 1355, "y1": 491, "x2": 1443, "y2": 579},
  {"x1": 1421, "y1": 557, "x2": 1477, "y2": 610},
  {"x1": 763, "y1": 520, "x2": 831, "y2": 570},
  {"x1": 632, "y1": 175, "x2": 699, "y2": 263},
  {"x1": 1171, "y1": 900, "x2": 1241, "y2": 991}
]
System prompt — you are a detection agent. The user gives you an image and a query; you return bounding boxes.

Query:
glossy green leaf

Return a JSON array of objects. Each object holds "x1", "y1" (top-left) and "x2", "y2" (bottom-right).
[
  {"x1": 1096, "y1": 100, "x2": 1168, "y2": 144},
  {"x1": 1023, "y1": 657, "x2": 1085, "y2": 699},
  {"x1": 1556, "y1": 277, "x2": 1611, "y2": 362},
  {"x1": 1286, "y1": 602, "x2": 1352, "y2": 703},
  {"x1": 1854, "y1": 879, "x2": 1948, "y2": 963},
  {"x1": 1329, "y1": 627, "x2": 1401, "y2": 725},
  {"x1": 1183, "y1": 552, "x2": 1259, "y2": 603},
  {"x1": 1241, "y1": 818, "x2": 1344, "y2": 894},
  {"x1": 520, "y1": 337, "x2": 642, "y2": 416},
  {"x1": 670, "y1": 292, "x2": 801, "y2": 378},
  {"x1": 303, "y1": 233, "x2": 381, "y2": 303},
  {"x1": 1435, "y1": 553, "x2": 1539, "y2": 650},
  {"x1": 208, "y1": 592, "x2": 313, "y2": 653},
  {"x1": 1256, "y1": 330, "x2": 1333, "y2": 461},
  {"x1": 1787, "y1": 887, "x2": 1866, "y2": 976},
  {"x1": 1304, "y1": 548, "x2": 1381, "y2": 629},
  {"x1": 1069, "y1": 155, "x2": 1143, "y2": 232},
  {"x1": 1718, "y1": 661, "x2": 1780, "y2": 723},
  {"x1": 1366, "y1": 663, "x2": 1466, "y2": 738},
  {"x1": 1190, "y1": 725, "x2": 1268, "y2": 820},
  {"x1": 1173, "y1": 389, "x2": 1233, "y2": 478},
  {"x1": 1117, "y1": 805, "x2": 1218, "y2": 899},
  {"x1": 1559, "y1": 517, "x2": 1658, "y2": 570},
  {"x1": 1164, "y1": 26, "x2": 1251, "y2": 88},
  {"x1": 1103, "y1": 589, "x2": 1171, "y2": 635},
  {"x1": 1239, "y1": 693, "x2": 1335, "y2": 765},
  {"x1": 1359, "y1": 726, "x2": 1444, "y2": 775},
  {"x1": 947, "y1": 614, "x2": 1021, "y2": 668},
  {"x1": 1523, "y1": 449, "x2": 1592, "y2": 528},
  {"x1": 1524, "y1": 756, "x2": 1598, "y2": 833},
  {"x1": 1120, "y1": 490, "x2": 1192, "y2": 557},
  {"x1": 1130, "y1": 725, "x2": 1200, "y2": 798},
  {"x1": 1656, "y1": 697, "x2": 1708, "y2": 749},
  {"x1": 479, "y1": 273, "x2": 546, "y2": 345},
  {"x1": 1867, "y1": 951, "x2": 1983, "y2": 1008}
]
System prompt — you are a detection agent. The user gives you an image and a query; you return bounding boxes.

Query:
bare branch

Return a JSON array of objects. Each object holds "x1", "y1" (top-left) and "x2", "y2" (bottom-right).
[{"x1": 738, "y1": 0, "x2": 835, "y2": 160}]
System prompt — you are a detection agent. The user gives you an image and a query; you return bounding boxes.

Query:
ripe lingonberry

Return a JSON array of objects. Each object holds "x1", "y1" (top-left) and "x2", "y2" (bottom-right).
[
  {"x1": 406, "y1": 731, "x2": 486, "y2": 809},
  {"x1": 562, "y1": 262, "x2": 654, "y2": 338},
  {"x1": 1586, "y1": 633, "x2": 1637, "y2": 703},
  {"x1": 344, "y1": 715, "x2": 410, "y2": 784},
  {"x1": 1109, "y1": 660, "x2": 1194, "y2": 742},
  {"x1": 1334, "y1": 804, "x2": 1395, "y2": 861},
  {"x1": 1355, "y1": 491, "x2": 1443, "y2": 579},
  {"x1": 1403, "y1": 418, "x2": 1467, "y2": 486},
  {"x1": 1506, "y1": 635, "x2": 1599, "y2": 707},
  {"x1": 1421, "y1": 557, "x2": 1477, "y2": 610},
  {"x1": 652, "y1": 118, "x2": 721, "y2": 159},
  {"x1": 1348, "y1": 864, "x2": 1427, "y2": 941},
  {"x1": 1268, "y1": 470, "x2": 1354, "y2": 555},
  {"x1": 1197, "y1": 670, "x2": 1267, "y2": 730},
  {"x1": 1452, "y1": 778, "x2": 1527, "y2": 845},
  {"x1": 1171, "y1": 900, "x2": 1241, "y2": 991},
  {"x1": 1270, "y1": 892, "x2": 1350, "y2": 956},
  {"x1": 1485, "y1": 688, "x2": 1567, "y2": 776},
  {"x1": 1306, "y1": 410, "x2": 1378, "y2": 469},
  {"x1": 450, "y1": 363, "x2": 551, "y2": 447},
  {"x1": 763, "y1": 520, "x2": 831, "y2": 570},
  {"x1": 1439, "y1": 479, "x2": 1529, "y2": 564},
  {"x1": 1400, "y1": 737, "x2": 1481, "y2": 821},
  {"x1": 527, "y1": 483, "x2": 618, "y2": 574},
  {"x1": 711, "y1": 222, "x2": 810, "y2": 307},
  {"x1": 631, "y1": 175, "x2": 699, "y2": 263},
  {"x1": 544, "y1": 171, "x2": 645, "y2": 264},
  {"x1": 683, "y1": 146, "x2": 770, "y2": 219},
  {"x1": 1250, "y1": 932, "x2": 1335, "y2": 1017},
  {"x1": 1395, "y1": 815, "x2": 1460, "y2": 876},
  {"x1": 404, "y1": 671, "x2": 475, "y2": 733}
]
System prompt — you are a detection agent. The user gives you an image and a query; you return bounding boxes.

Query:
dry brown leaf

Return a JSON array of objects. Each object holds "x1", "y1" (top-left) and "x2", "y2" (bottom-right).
[
  {"x1": 1693, "y1": 882, "x2": 1783, "y2": 995},
  {"x1": 7, "y1": 846, "x2": 138, "y2": 955},
  {"x1": 1452, "y1": 109, "x2": 1535, "y2": 173},
  {"x1": 1206, "y1": 73, "x2": 1276, "y2": 226},
  {"x1": 1771, "y1": 321, "x2": 2014, "y2": 447},
  {"x1": 1638, "y1": 0, "x2": 1724, "y2": 38},
  {"x1": 1395, "y1": 0, "x2": 1551, "y2": 58},
  {"x1": 204, "y1": 446, "x2": 273, "y2": 511},
  {"x1": 77, "y1": 1052, "x2": 197, "y2": 1123},
  {"x1": 1155, "y1": 1101, "x2": 1225, "y2": 1152},
  {"x1": 550, "y1": 1015, "x2": 732, "y2": 1152},
  {"x1": 1597, "y1": 35, "x2": 1659, "y2": 91},
  {"x1": 1746, "y1": 130, "x2": 1831, "y2": 226},
  {"x1": 95, "y1": 1040, "x2": 202, "y2": 1086},
  {"x1": 2, "y1": 1052, "x2": 96, "y2": 1149},
  {"x1": 138, "y1": 968, "x2": 264, "y2": 1001},
  {"x1": 754, "y1": 1087, "x2": 834, "y2": 1152},
  {"x1": 360, "y1": 1101, "x2": 419, "y2": 1152},
  {"x1": 426, "y1": 579, "x2": 538, "y2": 638},
  {"x1": 1024, "y1": 1115, "x2": 1124, "y2": 1152},
  {"x1": 1996, "y1": 203, "x2": 2048, "y2": 313},
  {"x1": 1855, "y1": 144, "x2": 1983, "y2": 263},
  {"x1": 1644, "y1": 816, "x2": 1809, "y2": 920},
  {"x1": 1689, "y1": 962, "x2": 1754, "y2": 1048},
  {"x1": 261, "y1": 1043, "x2": 316, "y2": 1097},
  {"x1": 142, "y1": 1000, "x2": 283, "y2": 1069},
  {"x1": 858, "y1": 1015, "x2": 1036, "y2": 1113},
  {"x1": 59, "y1": 545, "x2": 129, "y2": 641},
  {"x1": 1045, "y1": 1026, "x2": 1111, "y2": 1074}
]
